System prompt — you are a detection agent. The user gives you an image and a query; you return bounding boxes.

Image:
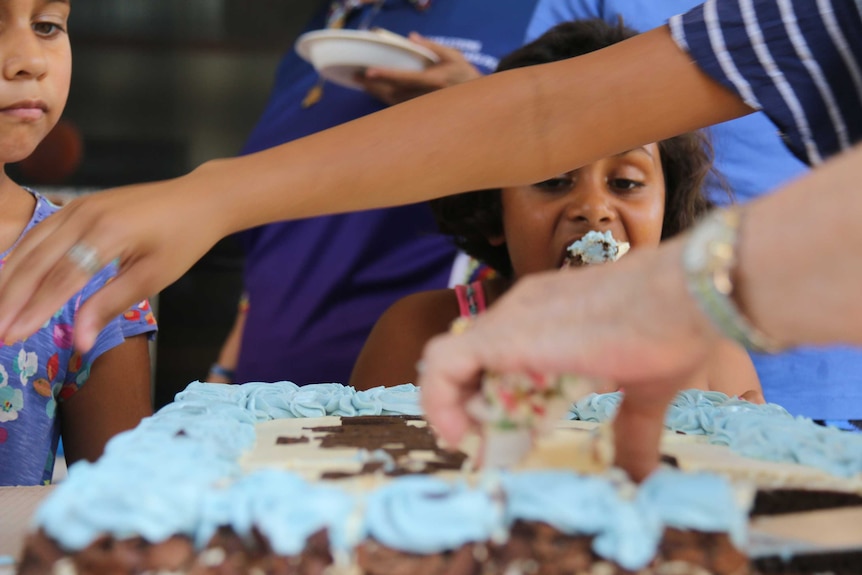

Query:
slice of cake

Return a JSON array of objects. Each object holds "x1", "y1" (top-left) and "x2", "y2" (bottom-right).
[{"x1": 563, "y1": 230, "x2": 630, "y2": 267}]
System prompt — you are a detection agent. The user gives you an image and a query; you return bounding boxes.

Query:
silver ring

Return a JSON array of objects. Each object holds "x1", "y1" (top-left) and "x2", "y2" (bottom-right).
[{"x1": 66, "y1": 242, "x2": 102, "y2": 275}]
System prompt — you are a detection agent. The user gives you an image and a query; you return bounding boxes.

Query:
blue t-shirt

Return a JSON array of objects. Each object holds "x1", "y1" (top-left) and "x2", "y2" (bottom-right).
[
  {"x1": 524, "y1": 0, "x2": 862, "y2": 419},
  {"x1": 236, "y1": 0, "x2": 541, "y2": 385},
  {"x1": 0, "y1": 193, "x2": 158, "y2": 485}
]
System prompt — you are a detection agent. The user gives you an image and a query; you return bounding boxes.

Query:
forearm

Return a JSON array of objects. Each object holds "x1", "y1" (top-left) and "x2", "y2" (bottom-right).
[
  {"x1": 736, "y1": 143, "x2": 862, "y2": 347},
  {"x1": 196, "y1": 26, "x2": 752, "y2": 234}
]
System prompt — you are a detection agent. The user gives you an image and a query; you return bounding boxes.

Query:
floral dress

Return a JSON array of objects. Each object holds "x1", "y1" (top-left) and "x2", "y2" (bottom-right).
[{"x1": 0, "y1": 192, "x2": 158, "y2": 485}]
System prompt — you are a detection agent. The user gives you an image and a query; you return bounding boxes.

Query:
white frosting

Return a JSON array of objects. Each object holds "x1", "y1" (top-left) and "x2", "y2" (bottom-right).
[{"x1": 565, "y1": 230, "x2": 631, "y2": 265}]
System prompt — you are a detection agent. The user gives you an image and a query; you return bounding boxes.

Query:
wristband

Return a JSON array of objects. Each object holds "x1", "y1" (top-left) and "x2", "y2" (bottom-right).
[
  {"x1": 208, "y1": 363, "x2": 235, "y2": 380},
  {"x1": 682, "y1": 207, "x2": 783, "y2": 354}
]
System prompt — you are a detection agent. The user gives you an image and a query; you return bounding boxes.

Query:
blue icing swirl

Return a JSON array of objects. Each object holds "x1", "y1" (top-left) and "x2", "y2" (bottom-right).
[
  {"x1": 714, "y1": 414, "x2": 862, "y2": 477},
  {"x1": 637, "y1": 468, "x2": 749, "y2": 549},
  {"x1": 241, "y1": 381, "x2": 303, "y2": 420},
  {"x1": 286, "y1": 383, "x2": 358, "y2": 418},
  {"x1": 198, "y1": 470, "x2": 358, "y2": 555},
  {"x1": 501, "y1": 471, "x2": 661, "y2": 570},
  {"x1": 351, "y1": 383, "x2": 422, "y2": 416},
  {"x1": 363, "y1": 476, "x2": 504, "y2": 554},
  {"x1": 567, "y1": 392, "x2": 623, "y2": 422},
  {"x1": 173, "y1": 380, "x2": 250, "y2": 407},
  {"x1": 173, "y1": 381, "x2": 422, "y2": 419},
  {"x1": 37, "y1": 440, "x2": 239, "y2": 550},
  {"x1": 567, "y1": 389, "x2": 862, "y2": 477}
]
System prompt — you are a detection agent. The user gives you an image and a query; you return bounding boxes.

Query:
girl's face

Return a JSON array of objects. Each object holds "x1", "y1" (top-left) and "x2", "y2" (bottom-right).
[
  {"x1": 0, "y1": 0, "x2": 71, "y2": 165},
  {"x1": 496, "y1": 144, "x2": 665, "y2": 280}
]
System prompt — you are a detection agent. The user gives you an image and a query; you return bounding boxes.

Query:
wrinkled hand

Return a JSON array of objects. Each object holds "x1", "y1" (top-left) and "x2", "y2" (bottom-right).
[
  {"x1": 418, "y1": 240, "x2": 722, "y2": 481},
  {"x1": 0, "y1": 173, "x2": 225, "y2": 352},
  {"x1": 355, "y1": 33, "x2": 482, "y2": 105}
]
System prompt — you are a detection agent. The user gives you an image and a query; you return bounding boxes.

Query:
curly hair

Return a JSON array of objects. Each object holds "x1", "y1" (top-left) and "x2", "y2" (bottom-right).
[{"x1": 430, "y1": 19, "x2": 723, "y2": 278}]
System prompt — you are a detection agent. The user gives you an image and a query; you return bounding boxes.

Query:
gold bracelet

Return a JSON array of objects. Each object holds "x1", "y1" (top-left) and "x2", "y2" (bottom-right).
[{"x1": 682, "y1": 207, "x2": 783, "y2": 354}]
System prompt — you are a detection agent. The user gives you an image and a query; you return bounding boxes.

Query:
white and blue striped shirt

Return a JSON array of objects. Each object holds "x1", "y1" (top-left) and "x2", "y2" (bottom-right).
[{"x1": 670, "y1": 0, "x2": 862, "y2": 166}]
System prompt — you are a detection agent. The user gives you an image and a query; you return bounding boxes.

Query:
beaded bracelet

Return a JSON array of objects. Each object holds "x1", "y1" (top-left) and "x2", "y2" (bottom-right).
[
  {"x1": 682, "y1": 207, "x2": 783, "y2": 354},
  {"x1": 208, "y1": 363, "x2": 235, "y2": 381}
]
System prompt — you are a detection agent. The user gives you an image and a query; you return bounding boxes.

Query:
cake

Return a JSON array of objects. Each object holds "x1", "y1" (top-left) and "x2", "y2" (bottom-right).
[
  {"x1": 563, "y1": 231, "x2": 630, "y2": 267},
  {"x1": 17, "y1": 383, "x2": 862, "y2": 575}
]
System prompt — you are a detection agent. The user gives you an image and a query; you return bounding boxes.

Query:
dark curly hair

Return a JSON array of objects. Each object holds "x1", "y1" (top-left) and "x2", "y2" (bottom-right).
[{"x1": 430, "y1": 19, "x2": 724, "y2": 278}]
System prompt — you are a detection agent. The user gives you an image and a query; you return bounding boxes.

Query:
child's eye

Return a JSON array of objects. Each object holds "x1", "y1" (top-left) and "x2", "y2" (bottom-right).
[
  {"x1": 533, "y1": 177, "x2": 573, "y2": 193},
  {"x1": 609, "y1": 178, "x2": 643, "y2": 192},
  {"x1": 33, "y1": 21, "x2": 66, "y2": 37}
]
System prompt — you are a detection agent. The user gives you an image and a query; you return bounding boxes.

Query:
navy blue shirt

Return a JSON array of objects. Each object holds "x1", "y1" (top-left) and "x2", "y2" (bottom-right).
[{"x1": 237, "y1": 0, "x2": 540, "y2": 385}]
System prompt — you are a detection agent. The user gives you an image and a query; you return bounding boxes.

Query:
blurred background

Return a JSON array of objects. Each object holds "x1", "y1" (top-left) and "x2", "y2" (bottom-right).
[{"x1": 10, "y1": 1, "x2": 320, "y2": 408}]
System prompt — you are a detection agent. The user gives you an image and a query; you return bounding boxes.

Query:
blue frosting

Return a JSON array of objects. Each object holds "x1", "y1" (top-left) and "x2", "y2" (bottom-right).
[
  {"x1": 637, "y1": 469, "x2": 749, "y2": 549},
  {"x1": 568, "y1": 389, "x2": 862, "y2": 477},
  {"x1": 502, "y1": 471, "x2": 661, "y2": 570},
  {"x1": 33, "y1": 381, "x2": 752, "y2": 569},
  {"x1": 363, "y1": 476, "x2": 504, "y2": 554},
  {"x1": 197, "y1": 469, "x2": 358, "y2": 555},
  {"x1": 173, "y1": 381, "x2": 422, "y2": 419}
]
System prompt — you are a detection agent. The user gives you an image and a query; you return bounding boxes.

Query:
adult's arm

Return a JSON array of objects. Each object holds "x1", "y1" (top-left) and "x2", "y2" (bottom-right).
[
  {"x1": 0, "y1": 25, "x2": 750, "y2": 349},
  {"x1": 419, "y1": 142, "x2": 862, "y2": 480}
]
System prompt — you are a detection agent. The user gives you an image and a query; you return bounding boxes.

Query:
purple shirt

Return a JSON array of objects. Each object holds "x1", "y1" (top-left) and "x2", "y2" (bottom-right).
[{"x1": 236, "y1": 0, "x2": 541, "y2": 385}]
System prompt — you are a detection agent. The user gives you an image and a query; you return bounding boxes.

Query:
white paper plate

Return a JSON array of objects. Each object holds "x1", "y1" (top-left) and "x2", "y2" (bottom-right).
[{"x1": 295, "y1": 28, "x2": 439, "y2": 91}]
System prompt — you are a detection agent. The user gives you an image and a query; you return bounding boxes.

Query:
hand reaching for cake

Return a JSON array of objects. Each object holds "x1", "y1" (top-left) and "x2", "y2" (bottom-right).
[
  {"x1": 461, "y1": 230, "x2": 629, "y2": 469},
  {"x1": 419, "y1": 239, "x2": 722, "y2": 481}
]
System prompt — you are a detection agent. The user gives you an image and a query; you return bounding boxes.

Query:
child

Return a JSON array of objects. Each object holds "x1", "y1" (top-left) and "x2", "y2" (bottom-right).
[
  {"x1": 0, "y1": 0, "x2": 157, "y2": 485},
  {"x1": 349, "y1": 19, "x2": 762, "y2": 402}
]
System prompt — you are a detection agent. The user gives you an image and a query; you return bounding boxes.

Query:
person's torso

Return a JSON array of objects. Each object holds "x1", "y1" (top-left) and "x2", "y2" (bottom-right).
[{"x1": 237, "y1": 0, "x2": 541, "y2": 385}]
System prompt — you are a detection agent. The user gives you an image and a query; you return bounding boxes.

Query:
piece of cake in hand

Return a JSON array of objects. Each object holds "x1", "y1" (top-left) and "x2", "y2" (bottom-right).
[{"x1": 563, "y1": 230, "x2": 631, "y2": 267}]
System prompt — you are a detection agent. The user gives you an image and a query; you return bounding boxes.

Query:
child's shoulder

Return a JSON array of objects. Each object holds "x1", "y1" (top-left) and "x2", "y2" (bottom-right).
[{"x1": 386, "y1": 288, "x2": 462, "y2": 328}]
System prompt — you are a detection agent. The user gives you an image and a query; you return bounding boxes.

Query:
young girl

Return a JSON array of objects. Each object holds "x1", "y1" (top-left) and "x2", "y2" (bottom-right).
[
  {"x1": 0, "y1": 0, "x2": 157, "y2": 485},
  {"x1": 350, "y1": 19, "x2": 762, "y2": 401}
]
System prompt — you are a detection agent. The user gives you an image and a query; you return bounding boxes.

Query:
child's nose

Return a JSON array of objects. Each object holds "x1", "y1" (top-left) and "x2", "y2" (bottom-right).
[
  {"x1": 565, "y1": 181, "x2": 615, "y2": 225},
  {"x1": 3, "y1": 30, "x2": 48, "y2": 81}
]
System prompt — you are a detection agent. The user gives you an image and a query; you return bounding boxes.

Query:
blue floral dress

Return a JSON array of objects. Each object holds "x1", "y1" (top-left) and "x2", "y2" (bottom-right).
[{"x1": 0, "y1": 192, "x2": 158, "y2": 485}]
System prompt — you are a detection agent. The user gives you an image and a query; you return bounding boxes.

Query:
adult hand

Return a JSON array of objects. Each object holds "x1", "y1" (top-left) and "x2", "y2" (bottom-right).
[
  {"x1": 418, "y1": 239, "x2": 722, "y2": 480},
  {"x1": 356, "y1": 33, "x2": 482, "y2": 105},
  {"x1": 0, "y1": 172, "x2": 226, "y2": 352}
]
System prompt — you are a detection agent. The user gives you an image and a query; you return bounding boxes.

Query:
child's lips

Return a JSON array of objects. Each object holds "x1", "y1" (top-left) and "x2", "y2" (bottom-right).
[{"x1": 1, "y1": 100, "x2": 47, "y2": 121}]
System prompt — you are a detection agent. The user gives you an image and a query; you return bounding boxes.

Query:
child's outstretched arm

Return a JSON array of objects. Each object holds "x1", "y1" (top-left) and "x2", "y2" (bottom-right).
[
  {"x1": 0, "y1": 25, "x2": 751, "y2": 351},
  {"x1": 58, "y1": 335, "x2": 152, "y2": 465},
  {"x1": 705, "y1": 339, "x2": 763, "y2": 403},
  {"x1": 349, "y1": 289, "x2": 460, "y2": 391}
]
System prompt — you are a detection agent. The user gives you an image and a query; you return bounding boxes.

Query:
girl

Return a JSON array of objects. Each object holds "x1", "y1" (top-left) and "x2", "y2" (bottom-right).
[
  {"x1": 0, "y1": 0, "x2": 157, "y2": 485},
  {"x1": 349, "y1": 19, "x2": 761, "y2": 401}
]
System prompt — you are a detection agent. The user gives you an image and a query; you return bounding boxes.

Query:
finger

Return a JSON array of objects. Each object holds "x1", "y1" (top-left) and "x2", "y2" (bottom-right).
[
  {"x1": 0, "y1": 209, "x2": 90, "y2": 341},
  {"x1": 406, "y1": 32, "x2": 464, "y2": 62},
  {"x1": 74, "y1": 257, "x2": 160, "y2": 352},
  {"x1": 2, "y1": 225, "x2": 126, "y2": 346},
  {"x1": 612, "y1": 385, "x2": 677, "y2": 482},
  {"x1": 361, "y1": 67, "x2": 438, "y2": 91},
  {"x1": 419, "y1": 332, "x2": 484, "y2": 446}
]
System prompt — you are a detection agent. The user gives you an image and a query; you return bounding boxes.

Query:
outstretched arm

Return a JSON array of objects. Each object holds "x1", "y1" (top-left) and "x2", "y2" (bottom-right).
[{"x1": 0, "y1": 25, "x2": 751, "y2": 349}]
